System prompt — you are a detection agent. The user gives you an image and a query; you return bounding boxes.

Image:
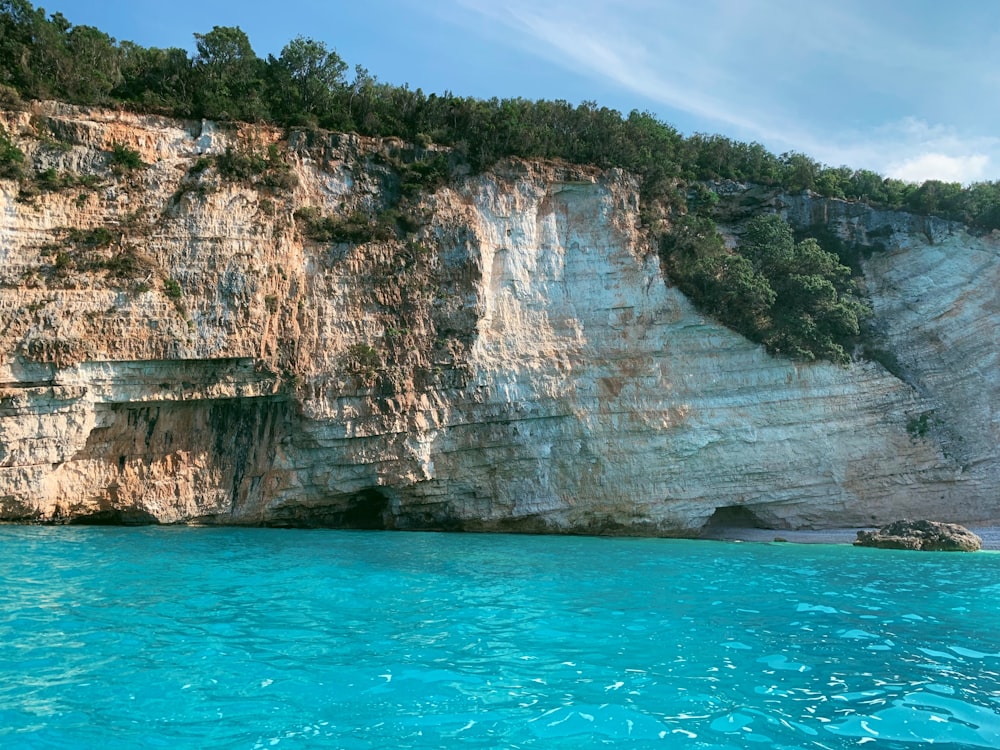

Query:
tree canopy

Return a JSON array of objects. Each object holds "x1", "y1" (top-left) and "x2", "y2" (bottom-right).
[
  {"x1": 1, "y1": 0, "x2": 998, "y2": 231},
  {"x1": 661, "y1": 214, "x2": 869, "y2": 362}
]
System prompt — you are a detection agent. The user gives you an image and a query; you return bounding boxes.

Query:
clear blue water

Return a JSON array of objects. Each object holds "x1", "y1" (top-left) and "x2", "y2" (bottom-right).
[{"x1": 2, "y1": 528, "x2": 1000, "y2": 749}]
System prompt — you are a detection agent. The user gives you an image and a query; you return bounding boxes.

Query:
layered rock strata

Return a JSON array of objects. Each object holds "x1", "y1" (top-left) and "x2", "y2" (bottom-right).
[{"x1": 0, "y1": 103, "x2": 997, "y2": 532}]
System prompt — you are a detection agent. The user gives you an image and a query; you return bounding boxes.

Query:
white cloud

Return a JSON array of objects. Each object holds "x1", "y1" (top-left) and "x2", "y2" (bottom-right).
[
  {"x1": 451, "y1": 0, "x2": 1000, "y2": 184},
  {"x1": 806, "y1": 119, "x2": 1000, "y2": 184},
  {"x1": 456, "y1": 1, "x2": 803, "y2": 143},
  {"x1": 886, "y1": 153, "x2": 991, "y2": 184}
]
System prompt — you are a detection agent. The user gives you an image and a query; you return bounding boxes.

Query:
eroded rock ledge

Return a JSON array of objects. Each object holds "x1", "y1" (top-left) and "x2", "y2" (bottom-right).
[{"x1": 1, "y1": 103, "x2": 999, "y2": 533}]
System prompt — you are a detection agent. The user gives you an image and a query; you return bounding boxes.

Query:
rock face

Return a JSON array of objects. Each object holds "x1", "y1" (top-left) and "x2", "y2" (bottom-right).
[
  {"x1": 0, "y1": 102, "x2": 998, "y2": 532},
  {"x1": 855, "y1": 520, "x2": 983, "y2": 551}
]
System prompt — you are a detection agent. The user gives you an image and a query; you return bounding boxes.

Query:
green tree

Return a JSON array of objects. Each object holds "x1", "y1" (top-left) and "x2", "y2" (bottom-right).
[
  {"x1": 59, "y1": 24, "x2": 121, "y2": 103},
  {"x1": 661, "y1": 215, "x2": 775, "y2": 340},
  {"x1": 116, "y1": 43, "x2": 193, "y2": 113},
  {"x1": 740, "y1": 212, "x2": 797, "y2": 276},
  {"x1": 780, "y1": 152, "x2": 819, "y2": 192},
  {"x1": 192, "y1": 25, "x2": 266, "y2": 120},
  {"x1": 963, "y1": 181, "x2": 1000, "y2": 230},
  {"x1": 740, "y1": 215, "x2": 868, "y2": 361},
  {"x1": 0, "y1": 4, "x2": 70, "y2": 99},
  {"x1": 269, "y1": 36, "x2": 347, "y2": 126},
  {"x1": 905, "y1": 179, "x2": 963, "y2": 218},
  {"x1": 815, "y1": 166, "x2": 851, "y2": 199},
  {"x1": 845, "y1": 169, "x2": 886, "y2": 203},
  {"x1": 0, "y1": 0, "x2": 41, "y2": 92}
]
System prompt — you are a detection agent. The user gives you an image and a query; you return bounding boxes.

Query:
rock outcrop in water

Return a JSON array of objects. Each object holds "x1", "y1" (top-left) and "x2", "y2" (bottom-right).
[
  {"x1": 855, "y1": 520, "x2": 983, "y2": 551},
  {"x1": 1, "y1": 102, "x2": 999, "y2": 532}
]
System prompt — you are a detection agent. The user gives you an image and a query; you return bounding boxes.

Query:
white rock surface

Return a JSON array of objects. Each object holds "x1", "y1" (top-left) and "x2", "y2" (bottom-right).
[{"x1": 0, "y1": 103, "x2": 996, "y2": 531}]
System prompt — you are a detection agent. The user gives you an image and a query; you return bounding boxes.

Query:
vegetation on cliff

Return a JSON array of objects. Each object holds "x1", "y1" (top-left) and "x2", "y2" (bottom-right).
[
  {"x1": 662, "y1": 215, "x2": 869, "y2": 362},
  {"x1": 0, "y1": 121, "x2": 25, "y2": 179},
  {"x1": 3, "y1": 0, "x2": 999, "y2": 229},
  {"x1": 0, "y1": 0, "x2": 994, "y2": 364}
]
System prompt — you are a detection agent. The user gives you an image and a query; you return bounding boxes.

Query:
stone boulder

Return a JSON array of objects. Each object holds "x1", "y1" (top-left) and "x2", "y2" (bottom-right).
[{"x1": 854, "y1": 520, "x2": 982, "y2": 551}]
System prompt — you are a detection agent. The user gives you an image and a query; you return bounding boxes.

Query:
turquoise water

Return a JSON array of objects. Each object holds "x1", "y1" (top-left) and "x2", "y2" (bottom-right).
[{"x1": 2, "y1": 529, "x2": 1000, "y2": 749}]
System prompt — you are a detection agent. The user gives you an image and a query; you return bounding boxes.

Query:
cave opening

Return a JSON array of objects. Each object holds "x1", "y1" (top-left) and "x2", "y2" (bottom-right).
[
  {"x1": 69, "y1": 507, "x2": 160, "y2": 526},
  {"x1": 701, "y1": 504, "x2": 765, "y2": 533},
  {"x1": 339, "y1": 488, "x2": 391, "y2": 530},
  {"x1": 265, "y1": 487, "x2": 394, "y2": 529}
]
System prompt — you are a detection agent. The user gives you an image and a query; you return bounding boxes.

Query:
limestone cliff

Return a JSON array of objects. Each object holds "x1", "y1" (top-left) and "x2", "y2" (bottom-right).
[{"x1": 0, "y1": 102, "x2": 997, "y2": 532}]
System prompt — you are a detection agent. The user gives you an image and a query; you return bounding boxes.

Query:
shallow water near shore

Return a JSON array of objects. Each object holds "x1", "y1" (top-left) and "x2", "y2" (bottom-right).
[{"x1": 2, "y1": 527, "x2": 1000, "y2": 749}]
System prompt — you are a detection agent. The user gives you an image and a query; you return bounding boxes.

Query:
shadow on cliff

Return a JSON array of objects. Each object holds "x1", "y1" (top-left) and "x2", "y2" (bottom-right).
[
  {"x1": 68, "y1": 394, "x2": 410, "y2": 530},
  {"x1": 68, "y1": 395, "x2": 292, "y2": 523}
]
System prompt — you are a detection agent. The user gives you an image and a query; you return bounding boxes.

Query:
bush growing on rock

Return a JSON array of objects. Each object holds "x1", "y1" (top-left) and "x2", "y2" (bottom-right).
[
  {"x1": 741, "y1": 215, "x2": 869, "y2": 362},
  {"x1": 163, "y1": 278, "x2": 183, "y2": 299},
  {"x1": 294, "y1": 207, "x2": 394, "y2": 244},
  {"x1": 65, "y1": 226, "x2": 115, "y2": 248},
  {"x1": 211, "y1": 144, "x2": 297, "y2": 190},
  {"x1": 662, "y1": 214, "x2": 868, "y2": 363},
  {"x1": 0, "y1": 125, "x2": 25, "y2": 180},
  {"x1": 108, "y1": 142, "x2": 144, "y2": 172},
  {"x1": 345, "y1": 342, "x2": 380, "y2": 384}
]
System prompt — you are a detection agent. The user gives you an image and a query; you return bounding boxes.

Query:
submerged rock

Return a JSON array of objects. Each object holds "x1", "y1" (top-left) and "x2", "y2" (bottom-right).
[{"x1": 854, "y1": 520, "x2": 982, "y2": 551}]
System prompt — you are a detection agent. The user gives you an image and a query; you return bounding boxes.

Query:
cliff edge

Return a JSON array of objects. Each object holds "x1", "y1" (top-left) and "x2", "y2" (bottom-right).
[{"x1": 1, "y1": 103, "x2": 997, "y2": 532}]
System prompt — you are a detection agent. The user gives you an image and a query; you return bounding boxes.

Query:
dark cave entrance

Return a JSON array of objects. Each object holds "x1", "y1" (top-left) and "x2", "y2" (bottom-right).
[
  {"x1": 265, "y1": 487, "x2": 394, "y2": 529},
  {"x1": 68, "y1": 507, "x2": 160, "y2": 526},
  {"x1": 339, "y1": 488, "x2": 391, "y2": 530},
  {"x1": 701, "y1": 504, "x2": 765, "y2": 533}
]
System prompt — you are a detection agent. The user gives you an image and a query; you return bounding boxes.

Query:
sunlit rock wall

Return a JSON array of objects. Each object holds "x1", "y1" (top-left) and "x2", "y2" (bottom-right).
[{"x1": 0, "y1": 103, "x2": 996, "y2": 531}]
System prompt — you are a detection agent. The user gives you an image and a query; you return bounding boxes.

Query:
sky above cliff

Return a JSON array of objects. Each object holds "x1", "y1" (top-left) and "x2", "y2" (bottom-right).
[{"x1": 39, "y1": 0, "x2": 1000, "y2": 184}]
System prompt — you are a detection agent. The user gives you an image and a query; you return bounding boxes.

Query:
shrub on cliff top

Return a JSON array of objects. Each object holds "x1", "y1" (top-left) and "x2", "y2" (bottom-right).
[{"x1": 4, "y1": 1, "x2": 1000, "y2": 229}]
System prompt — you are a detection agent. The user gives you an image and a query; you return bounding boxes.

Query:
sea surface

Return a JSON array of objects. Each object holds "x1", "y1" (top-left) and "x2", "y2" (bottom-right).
[{"x1": 2, "y1": 527, "x2": 1000, "y2": 749}]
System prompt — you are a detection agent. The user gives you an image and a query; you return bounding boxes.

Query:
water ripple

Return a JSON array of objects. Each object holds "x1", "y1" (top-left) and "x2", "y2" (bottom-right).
[{"x1": 2, "y1": 527, "x2": 1000, "y2": 748}]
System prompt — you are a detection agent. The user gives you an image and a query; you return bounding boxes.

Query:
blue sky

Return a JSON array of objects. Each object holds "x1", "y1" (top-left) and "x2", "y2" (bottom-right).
[{"x1": 36, "y1": 0, "x2": 1000, "y2": 184}]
